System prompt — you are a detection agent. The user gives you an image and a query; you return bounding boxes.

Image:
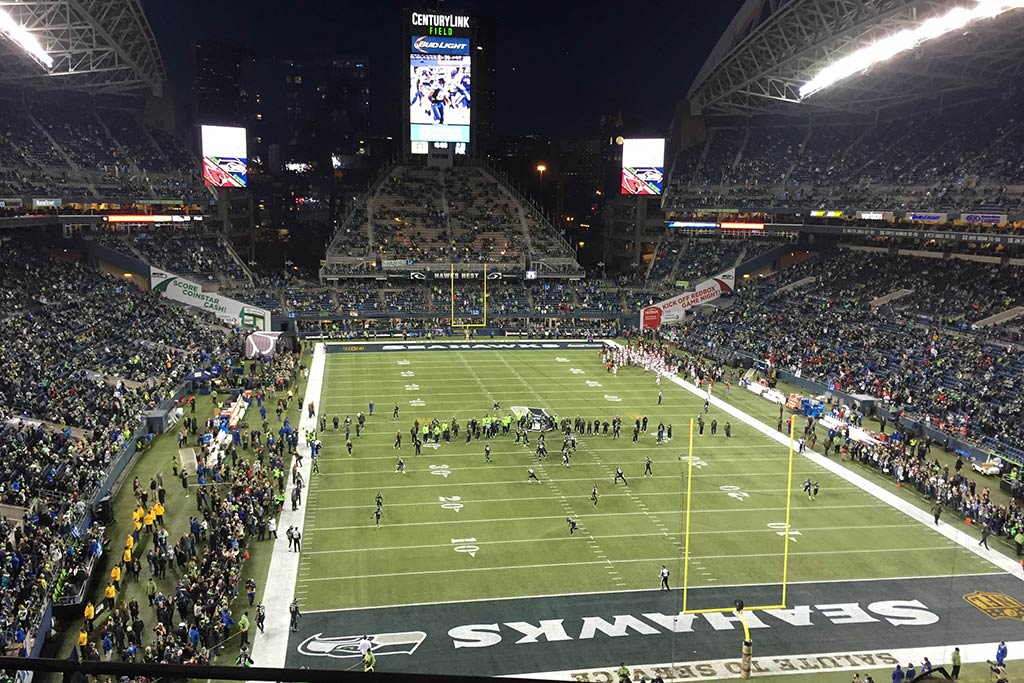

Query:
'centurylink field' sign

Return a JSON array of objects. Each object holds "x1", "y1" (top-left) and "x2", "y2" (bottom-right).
[{"x1": 150, "y1": 269, "x2": 270, "y2": 331}]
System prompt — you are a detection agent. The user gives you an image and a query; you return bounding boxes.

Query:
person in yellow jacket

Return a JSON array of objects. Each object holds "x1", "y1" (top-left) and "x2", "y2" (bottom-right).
[
  {"x1": 143, "y1": 508, "x2": 155, "y2": 534},
  {"x1": 83, "y1": 602, "x2": 95, "y2": 631},
  {"x1": 153, "y1": 501, "x2": 165, "y2": 527},
  {"x1": 78, "y1": 628, "x2": 88, "y2": 657},
  {"x1": 122, "y1": 546, "x2": 132, "y2": 567},
  {"x1": 110, "y1": 565, "x2": 121, "y2": 591},
  {"x1": 125, "y1": 534, "x2": 134, "y2": 552},
  {"x1": 103, "y1": 582, "x2": 116, "y2": 611}
]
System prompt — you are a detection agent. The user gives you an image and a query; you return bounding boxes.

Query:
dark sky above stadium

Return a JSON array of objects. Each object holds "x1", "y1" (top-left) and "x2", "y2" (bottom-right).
[{"x1": 144, "y1": 0, "x2": 739, "y2": 138}]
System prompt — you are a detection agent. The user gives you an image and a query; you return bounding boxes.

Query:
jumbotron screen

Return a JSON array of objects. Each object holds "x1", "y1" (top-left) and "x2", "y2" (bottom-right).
[
  {"x1": 201, "y1": 125, "x2": 248, "y2": 188},
  {"x1": 408, "y1": 12, "x2": 472, "y2": 147},
  {"x1": 621, "y1": 138, "x2": 664, "y2": 195}
]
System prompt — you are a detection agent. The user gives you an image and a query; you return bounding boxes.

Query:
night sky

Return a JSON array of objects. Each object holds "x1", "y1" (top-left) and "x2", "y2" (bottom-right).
[{"x1": 142, "y1": 0, "x2": 740, "y2": 138}]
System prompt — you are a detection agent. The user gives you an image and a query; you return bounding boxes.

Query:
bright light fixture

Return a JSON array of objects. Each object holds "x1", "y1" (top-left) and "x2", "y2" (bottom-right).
[
  {"x1": 800, "y1": 0, "x2": 1024, "y2": 99},
  {"x1": 0, "y1": 7, "x2": 53, "y2": 69}
]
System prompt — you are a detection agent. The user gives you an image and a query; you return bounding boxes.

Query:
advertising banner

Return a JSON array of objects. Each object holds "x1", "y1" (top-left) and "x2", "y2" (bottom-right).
[
  {"x1": 908, "y1": 212, "x2": 948, "y2": 224},
  {"x1": 639, "y1": 269, "x2": 735, "y2": 330},
  {"x1": 151, "y1": 270, "x2": 270, "y2": 330},
  {"x1": 960, "y1": 213, "x2": 1008, "y2": 227}
]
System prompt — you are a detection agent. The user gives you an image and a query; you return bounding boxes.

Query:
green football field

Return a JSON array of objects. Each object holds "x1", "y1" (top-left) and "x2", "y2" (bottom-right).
[{"x1": 297, "y1": 346, "x2": 1000, "y2": 612}]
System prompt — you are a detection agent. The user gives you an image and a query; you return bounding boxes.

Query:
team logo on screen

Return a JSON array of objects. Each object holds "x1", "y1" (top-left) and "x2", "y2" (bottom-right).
[
  {"x1": 203, "y1": 156, "x2": 247, "y2": 188},
  {"x1": 621, "y1": 166, "x2": 663, "y2": 195}
]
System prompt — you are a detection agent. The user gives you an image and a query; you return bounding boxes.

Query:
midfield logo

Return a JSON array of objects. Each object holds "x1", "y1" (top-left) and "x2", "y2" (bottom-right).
[
  {"x1": 963, "y1": 591, "x2": 1024, "y2": 621},
  {"x1": 298, "y1": 631, "x2": 427, "y2": 659}
]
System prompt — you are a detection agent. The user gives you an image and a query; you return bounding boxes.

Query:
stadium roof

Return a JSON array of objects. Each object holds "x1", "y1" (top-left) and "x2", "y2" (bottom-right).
[
  {"x1": 0, "y1": 0, "x2": 164, "y2": 95},
  {"x1": 687, "y1": 0, "x2": 1024, "y2": 116}
]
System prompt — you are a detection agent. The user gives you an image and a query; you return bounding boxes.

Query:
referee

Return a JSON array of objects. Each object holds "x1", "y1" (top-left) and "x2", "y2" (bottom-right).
[{"x1": 660, "y1": 565, "x2": 670, "y2": 590}]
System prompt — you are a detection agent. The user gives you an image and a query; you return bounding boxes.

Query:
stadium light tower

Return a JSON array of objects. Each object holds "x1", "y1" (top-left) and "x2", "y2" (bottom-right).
[
  {"x1": 800, "y1": 0, "x2": 1024, "y2": 99},
  {"x1": 0, "y1": 7, "x2": 53, "y2": 69}
]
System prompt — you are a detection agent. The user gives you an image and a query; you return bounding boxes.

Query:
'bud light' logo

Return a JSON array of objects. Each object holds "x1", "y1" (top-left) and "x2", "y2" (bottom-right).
[{"x1": 412, "y1": 36, "x2": 470, "y2": 54}]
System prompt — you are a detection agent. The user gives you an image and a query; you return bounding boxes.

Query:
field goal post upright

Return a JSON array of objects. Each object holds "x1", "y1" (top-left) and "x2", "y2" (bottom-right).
[
  {"x1": 681, "y1": 408, "x2": 797, "y2": 678},
  {"x1": 450, "y1": 264, "x2": 488, "y2": 331}
]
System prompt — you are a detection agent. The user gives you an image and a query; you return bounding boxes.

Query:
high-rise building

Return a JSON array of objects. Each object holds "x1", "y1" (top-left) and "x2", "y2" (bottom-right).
[
  {"x1": 248, "y1": 51, "x2": 370, "y2": 183},
  {"x1": 473, "y1": 14, "x2": 497, "y2": 157},
  {"x1": 194, "y1": 42, "x2": 248, "y2": 126}
]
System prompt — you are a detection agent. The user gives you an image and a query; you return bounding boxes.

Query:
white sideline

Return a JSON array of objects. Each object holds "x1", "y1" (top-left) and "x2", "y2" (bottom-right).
[
  {"x1": 603, "y1": 340, "x2": 1024, "y2": 581},
  {"x1": 249, "y1": 342, "x2": 325, "y2": 670}
]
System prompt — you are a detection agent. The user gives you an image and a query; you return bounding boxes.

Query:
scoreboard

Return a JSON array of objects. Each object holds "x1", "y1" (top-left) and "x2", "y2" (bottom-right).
[{"x1": 406, "y1": 11, "x2": 473, "y2": 156}]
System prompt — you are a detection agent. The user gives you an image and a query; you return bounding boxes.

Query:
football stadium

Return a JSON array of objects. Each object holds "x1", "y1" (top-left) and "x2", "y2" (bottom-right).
[{"x1": 0, "y1": 2, "x2": 1021, "y2": 683}]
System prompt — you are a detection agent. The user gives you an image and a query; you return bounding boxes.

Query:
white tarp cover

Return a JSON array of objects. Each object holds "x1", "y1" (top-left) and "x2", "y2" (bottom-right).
[{"x1": 245, "y1": 331, "x2": 284, "y2": 358}]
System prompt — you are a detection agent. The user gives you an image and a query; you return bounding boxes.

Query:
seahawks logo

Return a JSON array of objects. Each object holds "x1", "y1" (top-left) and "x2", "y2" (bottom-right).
[{"x1": 297, "y1": 631, "x2": 427, "y2": 659}]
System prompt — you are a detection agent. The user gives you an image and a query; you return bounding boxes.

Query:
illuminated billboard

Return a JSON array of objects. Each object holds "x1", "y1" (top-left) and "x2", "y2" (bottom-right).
[
  {"x1": 621, "y1": 138, "x2": 664, "y2": 195},
  {"x1": 201, "y1": 125, "x2": 247, "y2": 188},
  {"x1": 408, "y1": 13, "x2": 471, "y2": 146}
]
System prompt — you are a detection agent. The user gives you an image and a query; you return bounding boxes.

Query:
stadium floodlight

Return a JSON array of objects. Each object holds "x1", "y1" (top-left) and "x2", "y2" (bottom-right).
[
  {"x1": 799, "y1": 0, "x2": 1024, "y2": 99},
  {"x1": 0, "y1": 7, "x2": 53, "y2": 69}
]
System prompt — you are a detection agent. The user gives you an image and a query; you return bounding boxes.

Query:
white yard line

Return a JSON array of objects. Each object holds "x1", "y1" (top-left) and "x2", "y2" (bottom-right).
[
  {"x1": 298, "y1": 545, "x2": 958, "y2": 583},
  {"x1": 248, "y1": 342, "x2": 325, "y2": 671},
  {"x1": 305, "y1": 503, "x2": 886, "y2": 532},
  {"x1": 299, "y1": 523, "x2": 923, "y2": 555}
]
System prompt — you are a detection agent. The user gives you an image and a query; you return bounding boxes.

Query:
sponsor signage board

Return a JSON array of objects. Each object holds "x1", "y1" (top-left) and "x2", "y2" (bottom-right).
[
  {"x1": 151, "y1": 269, "x2": 270, "y2": 330},
  {"x1": 640, "y1": 269, "x2": 735, "y2": 330}
]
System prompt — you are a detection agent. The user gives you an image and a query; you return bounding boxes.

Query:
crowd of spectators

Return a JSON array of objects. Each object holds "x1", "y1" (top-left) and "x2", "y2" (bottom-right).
[
  {"x1": 446, "y1": 168, "x2": 525, "y2": 264},
  {"x1": 620, "y1": 332, "x2": 1023, "y2": 548},
  {"x1": 372, "y1": 168, "x2": 449, "y2": 262},
  {"x1": 0, "y1": 241, "x2": 242, "y2": 492},
  {"x1": 672, "y1": 248, "x2": 1024, "y2": 453},
  {"x1": 329, "y1": 165, "x2": 577, "y2": 271},
  {"x1": 665, "y1": 92, "x2": 1024, "y2": 213},
  {"x1": 90, "y1": 227, "x2": 248, "y2": 285},
  {"x1": 83, "y1": 352, "x2": 301, "y2": 668},
  {"x1": 0, "y1": 99, "x2": 202, "y2": 203}
]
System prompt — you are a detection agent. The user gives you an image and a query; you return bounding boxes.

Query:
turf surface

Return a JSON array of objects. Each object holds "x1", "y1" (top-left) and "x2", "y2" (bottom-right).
[{"x1": 299, "y1": 347, "x2": 1001, "y2": 612}]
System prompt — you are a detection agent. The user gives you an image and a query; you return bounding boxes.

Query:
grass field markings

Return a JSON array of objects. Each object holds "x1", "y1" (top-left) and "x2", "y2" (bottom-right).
[
  {"x1": 307, "y1": 502, "x2": 890, "y2": 522},
  {"x1": 311, "y1": 478, "x2": 861, "y2": 494},
  {"x1": 491, "y1": 351, "x2": 628, "y2": 586},
  {"x1": 302, "y1": 523, "x2": 922, "y2": 550},
  {"x1": 298, "y1": 545, "x2": 961, "y2": 582},
  {"x1": 298, "y1": 568, "x2": 1007, "y2": 614},
  {"x1": 308, "y1": 461, "x2": 833, "y2": 478}
]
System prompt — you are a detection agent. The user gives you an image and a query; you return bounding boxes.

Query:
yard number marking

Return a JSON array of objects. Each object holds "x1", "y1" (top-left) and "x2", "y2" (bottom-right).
[
  {"x1": 570, "y1": 368, "x2": 585, "y2": 375},
  {"x1": 429, "y1": 464, "x2": 452, "y2": 478},
  {"x1": 397, "y1": 360, "x2": 411, "y2": 366},
  {"x1": 405, "y1": 384, "x2": 420, "y2": 391},
  {"x1": 439, "y1": 496, "x2": 463, "y2": 512},
  {"x1": 452, "y1": 537, "x2": 479, "y2": 557},
  {"x1": 401, "y1": 371, "x2": 415, "y2": 377},
  {"x1": 720, "y1": 484, "x2": 750, "y2": 501},
  {"x1": 689, "y1": 456, "x2": 708, "y2": 469},
  {"x1": 555, "y1": 357, "x2": 569, "y2": 363},
  {"x1": 409, "y1": 399, "x2": 426, "y2": 407},
  {"x1": 767, "y1": 522, "x2": 801, "y2": 542},
  {"x1": 585, "y1": 380, "x2": 603, "y2": 388},
  {"x1": 603, "y1": 394, "x2": 622, "y2": 402}
]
